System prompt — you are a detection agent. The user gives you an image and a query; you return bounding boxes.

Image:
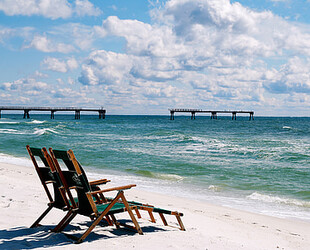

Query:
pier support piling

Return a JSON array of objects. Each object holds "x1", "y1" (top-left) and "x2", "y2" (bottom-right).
[
  {"x1": 99, "y1": 110, "x2": 106, "y2": 119},
  {"x1": 170, "y1": 111, "x2": 175, "y2": 120},
  {"x1": 191, "y1": 112, "x2": 196, "y2": 120},
  {"x1": 23, "y1": 110, "x2": 30, "y2": 119},
  {"x1": 75, "y1": 110, "x2": 81, "y2": 119},
  {"x1": 232, "y1": 112, "x2": 237, "y2": 120},
  {"x1": 249, "y1": 112, "x2": 254, "y2": 121},
  {"x1": 211, "y1": 112, "x2": 217, "y2": 119},
  {"x1": 51, "y1": 111, "x2": 55, "y2": 119}
]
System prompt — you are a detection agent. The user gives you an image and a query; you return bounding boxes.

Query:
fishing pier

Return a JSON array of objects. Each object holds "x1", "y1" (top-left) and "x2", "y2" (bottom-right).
[
  {"x1": 169, "y1": 109, "x2": 254, "y2": 120},
  {"x1": 0, "y1": 106, "x2": 106, "y2": 119}
]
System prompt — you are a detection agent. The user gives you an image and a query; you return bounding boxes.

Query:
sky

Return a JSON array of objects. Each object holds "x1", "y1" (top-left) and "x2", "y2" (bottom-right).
[{"x1": 0, "y1": 0, "x2": 310, "y2": 116}]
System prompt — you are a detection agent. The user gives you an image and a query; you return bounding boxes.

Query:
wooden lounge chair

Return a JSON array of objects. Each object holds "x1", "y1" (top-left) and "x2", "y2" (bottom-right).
[
  {"x1": 27, "y1": 145, "x2": 110, "y2": 231},
  {"x1": 45, "y1": 147, "x2": 143, "y2": 243},
  {"x1": 48, "y1": 148, "x2": 185, "y2": 235},
  {"x1": 26, "y1": 145, "x2": 73, "y2": 229}
]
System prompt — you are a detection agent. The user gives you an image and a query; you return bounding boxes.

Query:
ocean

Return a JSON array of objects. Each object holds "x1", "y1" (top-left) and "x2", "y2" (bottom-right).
[{"x1": 0, "y1": 114, "x2": 309, "y2": 222}]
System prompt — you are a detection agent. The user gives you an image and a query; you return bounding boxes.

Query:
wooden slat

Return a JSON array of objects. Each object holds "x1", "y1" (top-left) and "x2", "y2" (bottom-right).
[
  {"x1": 148, "y1": 211, "x2": 156, "y2": 223},
  {"x1": 90, "y1": 184, "x2": 136, "y2": 195},
  {"x1": 89, "y1": 179, "x2": 110, "y2": 185},
  {"x1": 119, "y1": 192, "x2": 143, "y2": 235},
  {"x1": 159, "y1": 213, "x2": 168, "y2": 226}
]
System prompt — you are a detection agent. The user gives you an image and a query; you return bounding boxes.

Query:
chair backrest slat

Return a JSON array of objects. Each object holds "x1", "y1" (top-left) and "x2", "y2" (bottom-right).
[
  {"x1": 49, "y1": 148, "x2": 96, "y2": 216},
  {"x1": 26, "y1": 145, "x2": 66, "y2": 208},
  {"x1": 45, "y1": 148, "x2": 77, "y2": 209}
]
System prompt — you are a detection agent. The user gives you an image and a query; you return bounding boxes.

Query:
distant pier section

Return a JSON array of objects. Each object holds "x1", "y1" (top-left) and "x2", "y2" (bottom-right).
[
  {"x1": 0, "y1": 106, "x2": 106, "y2": 119},
  {"x1": 169, "y1": 109, "x2": 254, "y2": 120}
]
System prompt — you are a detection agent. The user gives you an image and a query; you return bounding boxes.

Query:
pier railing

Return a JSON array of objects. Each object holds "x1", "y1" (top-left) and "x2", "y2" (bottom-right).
[
  {"x1": 0, "y1": 106, "x2": 106, "y2": 119},
  {"x1": 169, "y1": 109, "x2": 254, "y2": 120}
]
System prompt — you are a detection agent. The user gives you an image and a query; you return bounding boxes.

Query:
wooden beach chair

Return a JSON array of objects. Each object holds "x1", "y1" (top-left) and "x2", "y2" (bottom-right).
[
  {"x1": 27, "y1": 145, "x2": 110, "y2": 231},
  {"x1": 26, "y1": 145, "x2": 73, "y2": 229},
  {"x1": 46, "y1": 147, "x2": 143, "y2": 243},
  {"x1": 48, "y1": 148, "x2": 185, "y2": 235}
]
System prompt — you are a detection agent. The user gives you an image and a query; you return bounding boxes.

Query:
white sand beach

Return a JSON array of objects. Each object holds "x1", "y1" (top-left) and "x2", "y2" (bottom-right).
[{"x1": 1, "y1": 162, "x2": 310, "y2": 250}]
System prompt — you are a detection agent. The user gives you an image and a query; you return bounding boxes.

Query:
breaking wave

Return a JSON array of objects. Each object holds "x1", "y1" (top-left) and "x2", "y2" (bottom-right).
[
  {"x1": 27, "y1": 120, "x2": 46, "y2": 124},
  {"x1": 0, "y1": 121, "x2": 19, "y2": 124},
  {"x1": 0, "y1": 129, "x2": 26, "y2": 135},
  {"x1": 33, "y1": 128, "x2": 58, "y2": 135},
  {"x1": 247, "y1": 192, "x2": 310, "y2": 208}
]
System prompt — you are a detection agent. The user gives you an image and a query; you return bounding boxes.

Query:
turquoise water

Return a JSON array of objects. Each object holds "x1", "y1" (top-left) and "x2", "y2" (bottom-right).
[{"x1": 0, "y1": 114, "x2": 309, "y2": 221}]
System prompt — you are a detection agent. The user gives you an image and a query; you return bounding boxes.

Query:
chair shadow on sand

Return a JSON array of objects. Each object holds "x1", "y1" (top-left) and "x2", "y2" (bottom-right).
[{"x1": 0, "y1": 219, "x2": 165, "y2": 249}]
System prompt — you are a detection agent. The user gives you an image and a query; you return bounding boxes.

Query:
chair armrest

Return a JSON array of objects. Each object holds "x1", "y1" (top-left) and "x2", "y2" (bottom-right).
[
  {"x1": 90, "y1": 184, "x2": 136, "y2": 195},
  {"x1": 69, "y1": 186, "x2": 83, "y2": 190},
  {"x1": 89, "y1": 179, "x2": 110, "y2": 186},
  {"x1": 45, "y1": 180, "x2": 55, "y2": 184}
]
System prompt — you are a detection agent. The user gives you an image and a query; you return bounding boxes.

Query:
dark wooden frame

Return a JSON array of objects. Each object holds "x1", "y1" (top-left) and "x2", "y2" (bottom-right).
[
  {"x1": 26, "y1": 145, "x2": 71, "y2": 229},
  {"x1": 47, "y1": 148, "x2": 143, "y2": 243}
]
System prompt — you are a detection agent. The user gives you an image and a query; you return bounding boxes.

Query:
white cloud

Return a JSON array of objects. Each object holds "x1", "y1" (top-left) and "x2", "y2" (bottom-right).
[
  {"x1": 0, "y1": 0, "x2": 102, "y2": 19},
  {"x1": 24, "y1": 35, "x2": 75, "y2": 53},
  {"x1": 0, "y1": 26, "x2": 34, "y2": 47},
  {"x1": 2, "y1": 0, "x2": 310, "y2": 114},
  {"x1": 79, "y1": 50, "x2": 133, "y2": 85},
  {"x1": 77, "y1": 0, "x2": 310, "y2": 114},
  {"x1": 0, "y1": 93, "x2": 11, "y2": 98},
  {"x1": 264, "y1": 57, "x2": 310, "y2": 94},
  {"x1": 42, "y1": 57, "x2": 78, "y2": 73},
  {"x1": 2, "y1": 22, "x2": 105, "y2": 53},
  {"x1": 0, "y1": 72, "x2": 94, "y2": 106},
  {"x1": 102, "y1": 16, "x2": 186, "y2": 57},
  {"x1": 25, "y1": 90, "x2": 41, "y2": 96},
  {"x1": 68, "y1": 77, "x2": 75, "y2": 85},
  {"x1": 79, "y1": 49, "x2": 181, "y2": 87},
  {"x1": 0, "y1": 77, "x2": 48, "y2": 92},
  {"x1": 0, "y1": 26, "x2": 15, "y2": 43},
  {"x1": 45, "y1": 23, "x2": 108, "y2": 51},
  {"x1": 75, "y1": 0, "x2": 102, "y2": 17},
  {"x1": 110, "y1": 5, "x2": 117, "y2": 11},
  {"x1": 56, "y1": 23, "x2": 98, "y2": 50},
  {"x1": 0, "y1": 0, "x2": 72, "y2": 19},
  {"x1": 30, "y1": 71, "x2": 49, "y2": 80},
  {"x1": 67, "y1": 57, "x2": 79, "y2": 70},
  {"x1": 42, "y1": 57, "x2": 67, "y2": 72}
]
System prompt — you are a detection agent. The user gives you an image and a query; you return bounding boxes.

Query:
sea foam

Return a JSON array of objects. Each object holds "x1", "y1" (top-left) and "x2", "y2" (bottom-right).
[
  {"x1": 0, "y1": 121, "x2": 19, "y2": 124},
  {"x1": 0, "y1": 153, "x2": 33, "y2": 167},
  {"x1": 27, "y1": 120, "x2": 46, "y2": 124},
  {"x1": 283, "y1": 126, "x2": 292, "y2": 130},
  {"x1": 0, "y1": 129, "x2": 26, "y2": 135},
  {"x1": 33, "y1": 128, "x2": 58, "y2": 135},
  {"x1": 247, "y1": 192, "x2": 310, "y2": 208}
]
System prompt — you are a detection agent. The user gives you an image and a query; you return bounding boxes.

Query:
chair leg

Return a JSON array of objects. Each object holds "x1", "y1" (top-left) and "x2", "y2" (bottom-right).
[
  {"x1": 105, "y1": 215, "x2": 114, "y2": 226},
  {"x1": 147, "y1": 210, "x2": 156, "y2": 223},
  {"x1": 77, "y1": 192, "x2": 123, "y2": 243},
  {"x1": 119, "y1": 192, "x2": 143, "y2": 235},
  {"x1": 30, "y1": 206, "x2": 53, "y2": 228},
  {"x1": 110, "y1": 214, "x2": 120, "y2": 229},
  {"x1": 176, "y1": 215, "x2": 185, "y2": 231},
  {"x1": 159, "y1": 213, "x2": 168, "y2": 226},
  {"x1": 52, "y1": 210, "x2": 77, "y2": 233},
  {"x1": 135, "y1": 208, "x2": 142, "y2": 219}
]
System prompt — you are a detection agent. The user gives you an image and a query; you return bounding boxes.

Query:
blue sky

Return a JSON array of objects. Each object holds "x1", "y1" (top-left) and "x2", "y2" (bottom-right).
[{"x1": 0, "y1": 0, "x2": 310, "y2": 116}]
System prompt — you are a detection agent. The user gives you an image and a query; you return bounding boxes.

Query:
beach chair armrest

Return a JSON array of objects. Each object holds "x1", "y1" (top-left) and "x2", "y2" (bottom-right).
[
  {"x1": 69, "y1": 186, "x2": 83, "y2": 190},
  {"x1": 89, "y1": 179, "x2": 110, "y2": 186},
  {"x1": 90, "y1": 184, "x2": 136, "y2": 195},
  {"x1": 45, "y1": 180, "x2": 55, "y2": 184}
]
